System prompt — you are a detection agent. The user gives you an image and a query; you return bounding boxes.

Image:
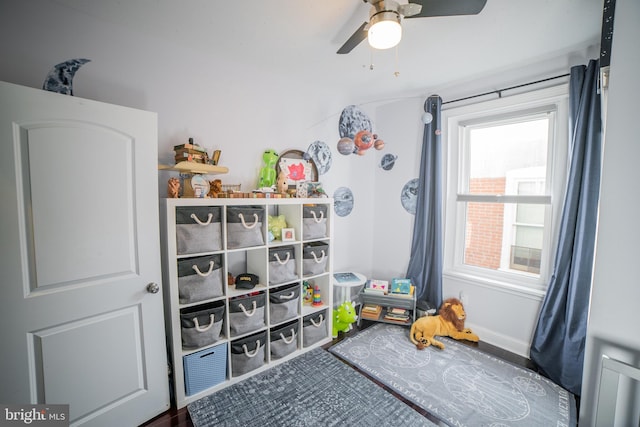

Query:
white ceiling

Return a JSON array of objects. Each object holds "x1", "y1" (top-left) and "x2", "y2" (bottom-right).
[{"x1": 50, "y1": 0, "x2": 603, "y2": 102}]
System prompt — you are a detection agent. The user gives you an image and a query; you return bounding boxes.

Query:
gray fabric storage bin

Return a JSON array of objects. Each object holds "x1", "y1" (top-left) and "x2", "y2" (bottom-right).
[
  {"x1": 302, "y1": 205, "x2": 327, "y2": 240},
  {"x1": 231, "y1": 331, "x2": 266, "y2": 377},
  {"x1": 177, "y1": 254, "x2": 223, "y2": 304},
  {"x1": 303, "y1": 310, "x2": 327, "y2": 347},
  {"x1": 270, "y1": 321, "x2": 298, "y2": 360},
  {"x1": 226, "y1": 206, "x2": 265, "y2": 249},
  {"x1": 228, "y1": 293, "x2": 266, "y2": 337},
  {"x1": 269, "y1": 283, "x2": 300, "y2": 324},
  {"x1": 176, "y1": 206, "x2": 222, "y2": 255},
  {"x1": 268, "y1": 245, "x2": 297, "y2": 285},
  {"x1": 180, "y1": 301, "x2": 225, "y2": 349},
  {"x1": 302, "y1": 242, "x2": 329, "y2": 276}
]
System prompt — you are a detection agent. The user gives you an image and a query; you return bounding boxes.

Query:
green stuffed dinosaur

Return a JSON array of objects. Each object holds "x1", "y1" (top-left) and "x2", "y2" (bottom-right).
[{"x1": 332, "y1": 301, "x2": 358, "y2": 338}]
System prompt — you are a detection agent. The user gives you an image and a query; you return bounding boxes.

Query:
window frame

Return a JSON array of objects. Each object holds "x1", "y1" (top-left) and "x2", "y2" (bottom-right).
[{"x1": 443, "y1": 85, "x2": 569, "y2": 295}]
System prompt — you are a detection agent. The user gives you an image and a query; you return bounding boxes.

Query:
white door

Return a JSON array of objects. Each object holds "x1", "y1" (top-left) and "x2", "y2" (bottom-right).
[{"x1": 0, "y1": 81, "x2": 170, "y2": 426}]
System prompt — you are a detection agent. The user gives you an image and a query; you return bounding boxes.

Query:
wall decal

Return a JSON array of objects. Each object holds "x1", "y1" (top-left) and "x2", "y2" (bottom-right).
[
  {"x1": 306, "y1": 140, "x2": 332, "y2": 175},
  {"x1": 42, "y1": 58, "x2": 91, "y2": 95},
  {"x1": 401, "y1": 178, "x2": 419, "y2": 214},
  {"x1": 380, "y1": 153, "x2": 398, "y2": 171},
  {"x1": 333, "y1": 187, "x2": 354, "y2": 217}
]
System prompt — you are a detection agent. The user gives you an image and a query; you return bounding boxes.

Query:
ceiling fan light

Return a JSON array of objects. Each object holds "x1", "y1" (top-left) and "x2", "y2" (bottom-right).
[{"x1": 367, "y1": 12, "x2": 402, "y2": 50}]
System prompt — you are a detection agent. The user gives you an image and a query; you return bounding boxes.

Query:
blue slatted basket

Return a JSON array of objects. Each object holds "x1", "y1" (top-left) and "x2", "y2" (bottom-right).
[{"x1": 183, "y1": 342, "x2": 227, "y2": 396}]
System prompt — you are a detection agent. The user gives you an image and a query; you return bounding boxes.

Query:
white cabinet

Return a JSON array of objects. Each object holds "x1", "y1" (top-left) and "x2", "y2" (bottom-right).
[{"x1": 160, "y1": 197, "x2": 333, "y2": 408}]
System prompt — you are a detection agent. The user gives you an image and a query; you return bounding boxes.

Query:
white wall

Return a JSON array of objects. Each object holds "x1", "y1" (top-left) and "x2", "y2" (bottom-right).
[
  {"x1": 0, "y1": 0, "x2": 376, "y2": 275},
  {"x1": 580, "y1": 0, "x2": 640, "y2": 423},
  {"x1": 0, "y1": 0, "x2": 601, "y2": 359}
]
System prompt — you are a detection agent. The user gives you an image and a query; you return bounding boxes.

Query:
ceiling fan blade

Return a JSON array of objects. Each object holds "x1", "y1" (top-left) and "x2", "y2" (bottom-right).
[
  {"x1": 406, "y1": 0, "x2": 487, "y2": 18},
  {"x1": 337, "y1": 21, "x2": 368, "y2": 54}
]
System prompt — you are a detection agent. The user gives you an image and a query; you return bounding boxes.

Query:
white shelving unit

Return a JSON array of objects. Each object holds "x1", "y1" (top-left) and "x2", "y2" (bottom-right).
[{"x1": 160, "y1": 197, "x2": 333, "y2": 408}]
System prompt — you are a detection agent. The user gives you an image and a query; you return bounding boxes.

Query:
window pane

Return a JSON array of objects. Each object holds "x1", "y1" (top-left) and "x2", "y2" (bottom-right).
[
  {"x1": 468, "y1": 118, "x2": 549, "y2": 196},
  {"x1": 463, "y1": 201, "x2": 545, "y2": 276}
]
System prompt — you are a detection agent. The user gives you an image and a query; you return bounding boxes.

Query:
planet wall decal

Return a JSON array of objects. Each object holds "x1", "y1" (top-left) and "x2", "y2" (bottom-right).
[
  {"x1": 42, "y1": 58, "x2": 91, "y2": 96},
  {"x1": 306, "y1": 140, "x2": 332, "y2": 175},
  {"x1": 380, "y1": 153, "x2": 398, "y2": 171},
  {"x1": 333, "y1": 187, "x2": 354, "y2": 217},
  {"x1": 401, "y1": 178, "x2": 419, "y2": 214}
]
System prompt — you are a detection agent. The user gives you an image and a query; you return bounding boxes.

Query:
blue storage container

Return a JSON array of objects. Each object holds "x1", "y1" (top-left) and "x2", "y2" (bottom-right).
[{"x1": 183, "y1": 342, "x2": 227, "y2": 396}]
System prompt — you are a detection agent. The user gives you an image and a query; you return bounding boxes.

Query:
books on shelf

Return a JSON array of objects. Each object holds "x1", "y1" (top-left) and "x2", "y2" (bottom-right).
[
  {"x1": 363, "y1": 279, "x2": 388, "y2": 295},
  {"x1": 360, "y1": 303, "x2": 382, "y2": 320},
  {"x1": 390, "y1": 278, "x2": 412, "y2": 295}
]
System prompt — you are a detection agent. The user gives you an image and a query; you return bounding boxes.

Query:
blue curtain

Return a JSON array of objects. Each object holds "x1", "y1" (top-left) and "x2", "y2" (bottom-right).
[
  {"x1": 406, "y1": 95, "x2": 443, "y2": 307},
  {"x1": 529, "y1": 59, "x2": 602, "y2": 396}
]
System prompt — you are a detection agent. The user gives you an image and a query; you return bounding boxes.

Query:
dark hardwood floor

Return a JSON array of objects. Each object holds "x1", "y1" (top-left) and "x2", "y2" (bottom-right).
[{"x1": 140, "y1": 320, "x2": 546, "y2": 427}]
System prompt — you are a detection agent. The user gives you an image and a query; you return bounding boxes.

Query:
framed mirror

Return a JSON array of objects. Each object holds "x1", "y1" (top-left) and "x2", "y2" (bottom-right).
[{"x1": 276, "y1": 149, "x2": 319, "y2": 190}]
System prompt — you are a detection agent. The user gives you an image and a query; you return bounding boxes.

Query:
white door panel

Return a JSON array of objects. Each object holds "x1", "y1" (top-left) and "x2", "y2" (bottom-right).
[{"x1": 0, "y1": 81, "x2": 169, "y2": 426}]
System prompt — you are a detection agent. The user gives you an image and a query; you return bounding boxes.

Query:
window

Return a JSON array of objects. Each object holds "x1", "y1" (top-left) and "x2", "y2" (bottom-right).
[{"x1": 443, "y1": 86, "x2": 569, "y2": 292}]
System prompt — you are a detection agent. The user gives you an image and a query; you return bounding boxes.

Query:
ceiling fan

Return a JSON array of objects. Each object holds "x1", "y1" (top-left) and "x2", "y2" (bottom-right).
[{"x1": 337, "y1": 0, "x2": 488, "y2": 54}]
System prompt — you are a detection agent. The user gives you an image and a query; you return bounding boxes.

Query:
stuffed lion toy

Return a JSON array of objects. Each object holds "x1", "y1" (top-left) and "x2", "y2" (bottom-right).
[{"x1": 409, "y1": 297, "x2": 479, "y2": 350}]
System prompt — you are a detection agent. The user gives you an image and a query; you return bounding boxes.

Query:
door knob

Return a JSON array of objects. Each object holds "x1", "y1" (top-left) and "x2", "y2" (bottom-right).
[{"x1": 147, "y1": 283, "x2": 160, "y2": 294}]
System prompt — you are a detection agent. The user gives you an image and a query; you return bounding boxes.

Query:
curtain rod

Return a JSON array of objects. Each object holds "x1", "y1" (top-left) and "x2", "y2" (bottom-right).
[{"x1": 442, "y1": 73, "x2": 570, "y2": 105}]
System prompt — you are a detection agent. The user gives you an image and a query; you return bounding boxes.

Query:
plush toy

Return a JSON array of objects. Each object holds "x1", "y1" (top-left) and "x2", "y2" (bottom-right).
[
  {"x1": 268, "y1": 214, "x2": 287, "y2": 240},
  {"x1": 409, "y1": 297, "x2": 479, "y2": 350},
  {"x1": 276, "y1": 170, "x2": 288, "y2": 194},
  {"x1": 258, "y1": 149, "x2": 279, "y2": 188},
  {"x1": 332, "y1": 301, "x2": 358, "y2": 338},
  {"x1": 208, "y1": 178, "x2": 222, "y2": 198}
]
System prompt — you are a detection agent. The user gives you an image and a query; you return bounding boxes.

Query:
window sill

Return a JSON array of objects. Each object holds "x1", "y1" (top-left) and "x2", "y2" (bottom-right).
[{"x1": 443, "y1": 270, "x2": 546, "y2": 301}]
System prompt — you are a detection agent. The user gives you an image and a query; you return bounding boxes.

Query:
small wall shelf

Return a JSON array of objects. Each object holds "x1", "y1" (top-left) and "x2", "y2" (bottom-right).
[{"x1": 158, "y1": 161, "x2": 229, "y2": 175}]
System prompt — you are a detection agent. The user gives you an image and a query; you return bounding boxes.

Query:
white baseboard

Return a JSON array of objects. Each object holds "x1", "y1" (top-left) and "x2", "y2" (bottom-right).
[{"x1": 467, "y1": 322, "x2": 531, "y2": 359}]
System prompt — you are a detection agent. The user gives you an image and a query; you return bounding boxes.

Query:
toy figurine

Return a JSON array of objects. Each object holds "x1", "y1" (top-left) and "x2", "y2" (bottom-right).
[
  {"x1": 332, "y1": 301, "x2": 358, "y2": 338},
  {"x1": 276, "y1": 170, "x2": 288, "y2": 194},
  {"x1": 167, "y1": 177, "x2": 180, "y2": 198},
  {"x1": 208, "y1": 178, "x2": 222, "y2": 198},
  {"x1": 258, "y1": 149, "x2": 279, "y2": 188},
  {"x1": 312, "y1": 285, "x2": 322, "y2": 307}
]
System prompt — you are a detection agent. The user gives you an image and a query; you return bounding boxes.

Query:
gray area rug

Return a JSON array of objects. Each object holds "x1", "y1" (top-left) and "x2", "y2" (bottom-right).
[
  {"x1": 187, "y1": 347, "x2": 436, "y2": 427},
  {"x1": 329, "y1": 323, "x2": 577, "y2": 427}
]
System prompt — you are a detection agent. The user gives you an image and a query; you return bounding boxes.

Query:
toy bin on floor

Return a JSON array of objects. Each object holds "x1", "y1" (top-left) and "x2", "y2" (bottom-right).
[{"x1": 183, "y1": 342, "x2": 227, "y2": 396}]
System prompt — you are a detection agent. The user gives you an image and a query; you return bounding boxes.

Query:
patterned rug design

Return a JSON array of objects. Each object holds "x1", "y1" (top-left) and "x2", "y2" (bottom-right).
[
  {"x1": 187, "y1": 347, "x2": 436, "y2": 427},
  {"x1": 329, "y1": 323, "x2": 577, "y2": 427}
]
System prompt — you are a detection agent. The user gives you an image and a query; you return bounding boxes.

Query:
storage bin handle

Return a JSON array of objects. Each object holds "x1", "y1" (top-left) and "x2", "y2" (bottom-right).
[
  {"x1": 274, "y1": 252, "x2": 291, "y2": 265},
  {"x1": 280, "y1": 329, "x2": 296, "y2": 344},
  {"x1": 193, "y1": 314, "x2": 216, "y2": 332},
  {"x1": 190, "y1": 212, "x2": 213, "y2": 226},
  {"x1": 278, "y1": 292, "x2": 295, "y2": 301},
  {"x1": 310, "y1": 250, "x2": 326, "y2": 263},
  {"x1": 239, "y1": 301, "x2": 257, "y2": 316},
  {"x1": 242, "y1": 340, "x2": 262, "y2": 357},
  {"x1": 192, "y1": 261, "x2": 215, "y2": 277},
  {"x1": 310, "y1": 314, "x2": 324, "y2": 327},
  {"x1": 238, "y1": 213, "x2": 259, "y2": 229},
  {"x1": 310, "y1": 210, "x2": 324, "y2": 223}
]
